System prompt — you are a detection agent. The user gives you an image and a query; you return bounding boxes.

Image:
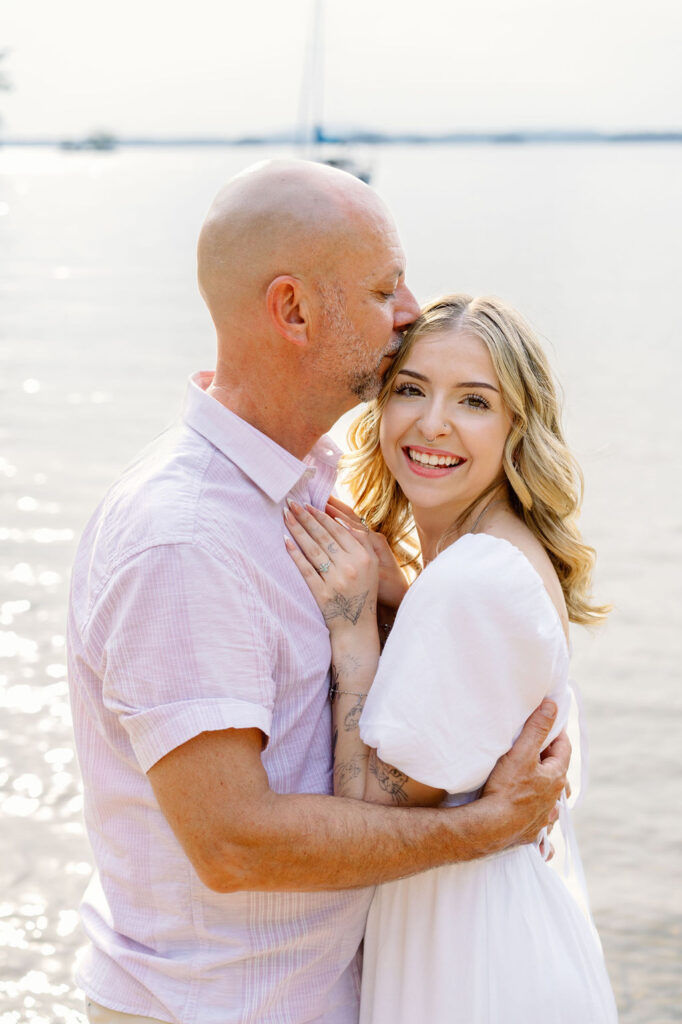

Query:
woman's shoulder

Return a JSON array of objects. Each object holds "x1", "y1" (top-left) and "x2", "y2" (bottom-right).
[
  {"x1": 411, "y1": 523, "x2": 569, "y2": 645},
  {"x1": 481, "y1": 514, "x2": 554, "y2": 579},
  {"x1": 477, "y1": 517, "x2": 570, "y2": 643},
  {"x1": 423, "y1": 519, "x2": 544, "y2": 586}
]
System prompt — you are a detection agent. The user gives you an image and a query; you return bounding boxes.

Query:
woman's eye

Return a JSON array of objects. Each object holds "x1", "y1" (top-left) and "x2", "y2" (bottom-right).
[
  {"x1": 462, "y1": 393, "x2": 490, "y2": 410},
  {"x1": 394, "y1": 382, "x2": 423, "y2": 397}
]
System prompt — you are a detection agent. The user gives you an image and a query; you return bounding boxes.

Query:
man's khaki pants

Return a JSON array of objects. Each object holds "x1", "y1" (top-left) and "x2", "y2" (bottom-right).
[{"x1": 86, "y1": 999, "x2": 170, "y2": 1024}]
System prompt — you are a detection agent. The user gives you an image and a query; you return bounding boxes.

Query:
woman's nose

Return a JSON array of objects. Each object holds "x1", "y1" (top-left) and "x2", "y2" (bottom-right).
[{"x1": 418, "y1": 414, "x2": 451, "y2": 444}]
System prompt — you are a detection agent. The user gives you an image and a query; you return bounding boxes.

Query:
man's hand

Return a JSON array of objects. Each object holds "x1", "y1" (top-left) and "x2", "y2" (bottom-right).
[{"x1": 480, "y1": 700, "x2": 571, "y2": 850}]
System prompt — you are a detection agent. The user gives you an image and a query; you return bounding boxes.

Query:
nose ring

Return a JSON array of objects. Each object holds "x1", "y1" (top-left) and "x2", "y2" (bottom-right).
[{"x1": 423, "y1": 424, "x2": 449, "y2": 442}]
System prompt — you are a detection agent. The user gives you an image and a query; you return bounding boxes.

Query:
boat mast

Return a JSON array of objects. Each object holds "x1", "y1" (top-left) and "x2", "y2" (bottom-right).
[{"x1": 297, "y1": 0, "x2": 326, "y2": 157}]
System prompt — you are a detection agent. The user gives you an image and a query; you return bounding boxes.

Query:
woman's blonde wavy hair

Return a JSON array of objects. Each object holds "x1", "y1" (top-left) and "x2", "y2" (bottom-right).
[{"x1": 342, "y1": 293, "x2": 609, "y2": 626}]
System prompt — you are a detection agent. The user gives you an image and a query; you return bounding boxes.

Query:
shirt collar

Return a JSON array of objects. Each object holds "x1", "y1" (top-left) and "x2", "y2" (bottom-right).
[{"x1": 182, "y1": 371, "x2": 342, "y2": 504}]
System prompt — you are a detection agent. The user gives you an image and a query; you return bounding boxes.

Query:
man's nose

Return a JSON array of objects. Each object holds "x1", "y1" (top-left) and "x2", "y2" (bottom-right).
[{"x1": 394, "y1": 283, "x2": 420, "y2": 328}]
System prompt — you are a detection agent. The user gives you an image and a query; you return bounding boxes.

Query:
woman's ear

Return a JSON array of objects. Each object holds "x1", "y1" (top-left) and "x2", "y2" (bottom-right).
[{"x1": 266, "y1": 275, "x2": 310, "y2": 347}]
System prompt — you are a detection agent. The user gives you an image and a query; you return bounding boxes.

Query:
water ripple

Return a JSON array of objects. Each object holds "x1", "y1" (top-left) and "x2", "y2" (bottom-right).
[
  {"x1": 0, "y1": 528, "x2": 74, "y2": 544},
  {"x1": 0, "y1": 600, "x2": 31, "y2": 625},
  {"x1": 0, "y1": 632, "x2": 39, "y2": 661}
]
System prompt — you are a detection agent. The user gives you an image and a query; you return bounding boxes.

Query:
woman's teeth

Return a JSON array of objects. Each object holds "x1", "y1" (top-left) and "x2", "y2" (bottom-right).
[{"x1": 407, "y1": 448, "x2": 463, "y2": 467}]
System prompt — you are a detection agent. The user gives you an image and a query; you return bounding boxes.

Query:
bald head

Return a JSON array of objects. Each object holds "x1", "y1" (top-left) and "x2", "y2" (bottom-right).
[
  {"x1": 197, "y1": 158, "x2": 394, "y2": 334},
  {"x1": 195, "y1": 159, "x2": 417, "y2": 453}
]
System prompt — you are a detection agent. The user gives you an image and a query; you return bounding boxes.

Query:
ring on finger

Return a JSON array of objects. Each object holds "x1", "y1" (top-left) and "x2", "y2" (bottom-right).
[{"x1": 317, "y1": 561, "x2": 331, "y2": 575}]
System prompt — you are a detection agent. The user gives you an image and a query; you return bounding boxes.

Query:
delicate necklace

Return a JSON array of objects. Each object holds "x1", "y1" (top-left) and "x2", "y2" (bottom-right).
[{"x1": 469, "y1": 498, "x2": 506, "y2": 535}]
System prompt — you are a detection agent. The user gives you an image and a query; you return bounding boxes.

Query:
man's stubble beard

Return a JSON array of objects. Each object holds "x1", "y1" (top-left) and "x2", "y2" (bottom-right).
[
  {"x1": 317, "y1": 284, "x2": 392, "y2": 403},
  {"x1": 349, "y1": 361, "x2": 384, "y2": 402}
]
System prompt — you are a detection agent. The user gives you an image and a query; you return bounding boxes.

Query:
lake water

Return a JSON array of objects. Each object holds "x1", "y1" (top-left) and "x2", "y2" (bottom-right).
[{"x1": 1, "y1": 143, "x2": 680, "y2": 1022}]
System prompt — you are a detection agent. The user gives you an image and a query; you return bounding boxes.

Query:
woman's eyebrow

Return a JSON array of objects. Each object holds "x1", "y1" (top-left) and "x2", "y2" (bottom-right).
[
  {"x1": 398, "y1": 369, "x2": 429, "y2": 382},
  {"x1": 397, "y1": 369, "x2": 499, "y2": 393},
  {"x1": 457, "y1": 380, "x2": 500, "y2": 393}
]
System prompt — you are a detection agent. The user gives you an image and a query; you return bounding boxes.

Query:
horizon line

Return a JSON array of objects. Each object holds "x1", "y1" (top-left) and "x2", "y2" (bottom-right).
[{"x1": 2, "y1": 127, "x2": 682, "y2": 148}]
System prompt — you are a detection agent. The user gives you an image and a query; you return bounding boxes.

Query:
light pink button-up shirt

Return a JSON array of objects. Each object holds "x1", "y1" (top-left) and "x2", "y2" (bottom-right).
[{"x1": 67, "y1": 372, "x2": 372, "y2": 1024}]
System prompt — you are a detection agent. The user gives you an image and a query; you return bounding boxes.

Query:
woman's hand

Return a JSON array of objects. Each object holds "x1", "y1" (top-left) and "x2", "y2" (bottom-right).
[
  {"x1": 284, "y1": 499, "x2": 379, "y2": 638},
  {"x1": 325, "y1": 496, "x2": 409, "y2": 610}
]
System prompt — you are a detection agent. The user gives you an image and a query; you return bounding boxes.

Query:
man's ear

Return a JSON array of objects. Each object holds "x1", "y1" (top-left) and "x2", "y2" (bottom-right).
[{"x1": 266, "y1": 276, "x2": 310, "y2": 347}]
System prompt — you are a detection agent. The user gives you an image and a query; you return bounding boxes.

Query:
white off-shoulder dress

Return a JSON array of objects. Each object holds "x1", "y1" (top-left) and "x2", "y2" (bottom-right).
[{"x1": 359, "y1": 533, "x2": 618, "y2": 1024}]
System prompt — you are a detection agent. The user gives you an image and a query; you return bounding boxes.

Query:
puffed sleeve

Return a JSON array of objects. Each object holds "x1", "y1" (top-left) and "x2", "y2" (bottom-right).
[{"x1": 359, "y1": 534, "x2": 570, "y2": 794}]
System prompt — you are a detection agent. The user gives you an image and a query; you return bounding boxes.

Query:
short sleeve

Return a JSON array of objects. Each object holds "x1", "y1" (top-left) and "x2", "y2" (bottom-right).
[
  {"x1": 359, "y1": 535, "x2": 569, "y2": 794},
  {"x1": 87, "y1": 543, "x2": 274, "y2": 771}
]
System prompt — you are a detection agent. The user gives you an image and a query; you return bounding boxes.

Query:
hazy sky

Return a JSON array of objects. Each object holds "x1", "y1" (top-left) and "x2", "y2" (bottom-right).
[{"x1": 2, "y1": 0, "x2": 681, "y2": 138}]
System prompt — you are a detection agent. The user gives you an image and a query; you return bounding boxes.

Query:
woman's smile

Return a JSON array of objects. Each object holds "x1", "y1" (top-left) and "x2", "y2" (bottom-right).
[{"x1": 402, "y1": 445, "x2": 467, "y2": 476}]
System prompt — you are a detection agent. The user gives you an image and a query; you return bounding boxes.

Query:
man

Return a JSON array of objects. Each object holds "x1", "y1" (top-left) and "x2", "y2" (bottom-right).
[{"x1": 68, "y1": 160, "x2": 569, "y2": 1024}]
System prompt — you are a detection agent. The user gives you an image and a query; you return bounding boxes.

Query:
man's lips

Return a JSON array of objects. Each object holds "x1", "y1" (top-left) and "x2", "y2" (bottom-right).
[
  {"x1": 381, "y1": 341, "x2": 403, "y2": 363},
  {"x1": 402, "y1": 445, "x2": 467, "y2": 475},
  {"x1": 383, "y1": 326, "x2": 412, "y2": 361}
]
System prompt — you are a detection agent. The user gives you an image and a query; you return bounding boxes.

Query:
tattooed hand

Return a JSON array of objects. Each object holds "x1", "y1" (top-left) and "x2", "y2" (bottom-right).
[
  {"x1": 323, "y1": 590, "x2": 369, "y2": 627},
  {"x1": 325, "y1": 495, "x2": 409, "y2": 611},
  {"x1": 283, "y1": 499, "x2": 380, "y2": 637}
]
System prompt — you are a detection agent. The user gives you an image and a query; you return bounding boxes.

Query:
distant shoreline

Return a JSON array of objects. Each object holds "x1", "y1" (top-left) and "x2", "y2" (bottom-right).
[{"x1": 2, "y1": 130, "x2": 682, "y2": 148}]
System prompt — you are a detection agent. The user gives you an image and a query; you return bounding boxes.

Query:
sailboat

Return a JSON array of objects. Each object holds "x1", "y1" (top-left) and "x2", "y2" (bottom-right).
[{"x1": 297, "y1": 0, "x2": 372, "y2": 183}]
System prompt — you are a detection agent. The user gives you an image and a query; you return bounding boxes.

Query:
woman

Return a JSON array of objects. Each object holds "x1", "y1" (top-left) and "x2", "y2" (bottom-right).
[{"x1": 284, "y1": 294, "x2": 618, "y2": 1022}]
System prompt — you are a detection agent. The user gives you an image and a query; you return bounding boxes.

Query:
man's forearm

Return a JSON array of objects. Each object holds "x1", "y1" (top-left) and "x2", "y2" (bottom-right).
[
  {"x1": 194, "y1": 787, "x2": 509, "y2": 894},
  {"x1": 149, "y1": 705, "x2": 568, "y2": 896}
]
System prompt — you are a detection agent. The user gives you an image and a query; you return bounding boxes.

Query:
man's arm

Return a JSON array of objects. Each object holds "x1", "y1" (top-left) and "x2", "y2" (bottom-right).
[{"x1": 147, "y1": 700, "x2": 568, "y2": 894}]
